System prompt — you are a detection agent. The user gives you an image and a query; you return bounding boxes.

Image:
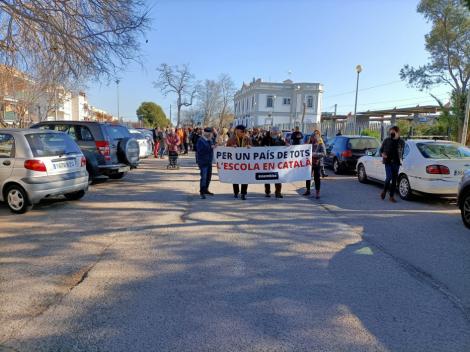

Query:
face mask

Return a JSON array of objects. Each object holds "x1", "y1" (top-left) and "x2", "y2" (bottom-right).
[{"x1": 391, "y1": 132, "x2": 396, "y2": 139}]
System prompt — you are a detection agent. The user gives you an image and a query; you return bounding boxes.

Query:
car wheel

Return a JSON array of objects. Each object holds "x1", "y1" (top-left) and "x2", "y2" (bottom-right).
[
  {"x1": 460, "y1": 191, "x2": 470, "y2": 229},
  {"x1": 64, "y1": 190, "x2": 86, "y2": 201},
  {"x1": 333, "y1": 158, "x2": 341, "y2": 174},
  {"x1": 398, "y1": 174, "x2": 413, "y2": 200},
  {"x1": 109, "y1": 172, "x2": 125, "y2": 180},
  {"x1": 5, "y1": 185, "x2": 32, "y2": 214},
  {"x1": 357, "y1": 164, "x2": 368, "y2": 183}
]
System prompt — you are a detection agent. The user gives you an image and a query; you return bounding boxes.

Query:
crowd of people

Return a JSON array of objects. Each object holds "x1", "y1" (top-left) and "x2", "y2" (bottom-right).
[{"x1": 153, "y1": 124, "x2": 405, "y2": 203}]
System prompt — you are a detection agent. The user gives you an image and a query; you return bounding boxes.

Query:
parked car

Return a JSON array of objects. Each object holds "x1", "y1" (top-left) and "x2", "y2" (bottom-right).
[
  {"x1": 31, "y1": 121, "x2": 140, "y2": 181},
  {"x1": 324, "y1": 135, "x2": 380, "y2": 174},
  {"x1": 457, "y1": 171, "x2": 470, "y2": 229},
  {"x1": 357, "y1": 139, "x2": 470, "y2": 200},
  {"x1": 136, "y1": 128, "x2": 155, "y2": 151},
  {"x1": 0, "y1": 129, "x2": 89, "y2": 213},
  {"x1": 129, "y1": 128, "x2": 153, "y2": 158}
]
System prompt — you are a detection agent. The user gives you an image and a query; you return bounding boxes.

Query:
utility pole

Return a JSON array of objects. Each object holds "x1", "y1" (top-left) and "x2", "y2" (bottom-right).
[
  {"x1": 334, "y1": 104, "x2": 337, "y2": 116},
  {"x1": 353, "y1": 65, "x2": 363, "y2": 134}
]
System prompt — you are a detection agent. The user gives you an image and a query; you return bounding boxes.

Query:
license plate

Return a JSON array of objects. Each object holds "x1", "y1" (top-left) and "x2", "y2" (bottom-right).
[
  {"x1": 454, "y1": 169, "x2": 465, "y2": 176},
  {"x1": 53, "y1": 160, "x2": 76, "y2": 169}
]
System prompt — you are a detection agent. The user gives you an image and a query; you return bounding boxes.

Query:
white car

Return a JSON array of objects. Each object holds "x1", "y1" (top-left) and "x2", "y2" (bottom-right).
[
  {"x1": 356, "y1": 139, "x2": 470, "y2": 200},
  {"x1": 129, "y1": 129, "x2": 152, "y2": 159}
]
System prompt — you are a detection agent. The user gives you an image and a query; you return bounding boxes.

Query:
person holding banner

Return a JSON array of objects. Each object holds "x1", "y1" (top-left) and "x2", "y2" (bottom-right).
[
  {"x1": 196, "y1": 128, "x2": 216, "y2": 199},
  {"x1": 226, "y1": 125, "x2": 252, "y2": 200},
  {"x1": 261, "y1": 127, "x2": 287, "y2": 198},
  {"x1": 303, "y1": 130, "x2": 325, "y2": 199}
]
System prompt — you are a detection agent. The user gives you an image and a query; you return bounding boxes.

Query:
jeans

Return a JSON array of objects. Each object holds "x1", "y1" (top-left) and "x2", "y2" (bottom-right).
[
  {"x1": 199, "y1": 165, "x2": 212, "y2": 193},
  {"x1": 306, "y1": 166, "x2": 321, "y2": 191},
  {"x1": 265, "y1": 184, "x2": 282, "y2": 195},
  {"x1": 384, "y1": 163, "x2": 400, "y2": 197},
  {"x1": 158, "y1": 143, "x2": 166, "y2": 158},
  {"x1": 233, "y1": 184, "x2": 248, "y2": 195}
]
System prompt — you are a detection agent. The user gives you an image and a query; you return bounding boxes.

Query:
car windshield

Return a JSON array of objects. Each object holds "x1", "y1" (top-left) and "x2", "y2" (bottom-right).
[
  {"x1": 348, "y1": 138, "x2": 379, "y2": 150},
  {"x1": 417, "y1": 142, "x2": 470, "y2": 159},
  {"x1": 106, "y1": 125, "x2": 130, "y2": 140},
  {"x1": 26, "y1": 133, "x2": 81, "y2": 157}
]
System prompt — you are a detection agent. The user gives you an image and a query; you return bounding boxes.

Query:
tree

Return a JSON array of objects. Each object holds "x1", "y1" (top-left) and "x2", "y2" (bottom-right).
[
  {"x1": 217, "y1": 74, "x2": 236, "y2": 128},
  {"x1": 154, "y1": 64, "x2": 196, "y2": 127},
  {"x1": 0, "y1": 0, "x2": 149, "y2": 85},
  {"x1": 136, "y1": 102, "x2": 170, "y2": 128},
  {"x1": 400, "y1": 0, "x2": 469, "y2": 141}
]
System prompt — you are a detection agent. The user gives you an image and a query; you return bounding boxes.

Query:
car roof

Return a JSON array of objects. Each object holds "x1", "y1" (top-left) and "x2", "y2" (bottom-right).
[
  {"x1": 0, "y1": 128, "x2": 63, "y2": 135},
  {"x1": 407, "y1": 139, "x2": 457, "y2": 144}
]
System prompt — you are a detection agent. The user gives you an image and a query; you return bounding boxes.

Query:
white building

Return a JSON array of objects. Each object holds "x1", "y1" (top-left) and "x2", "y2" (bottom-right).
[
  {"x1": 71, "y1": 92, "x2": 89, "y2": 121},
  {"x1": 233, "y1": 78, "x2": 323, "y2": 129}
]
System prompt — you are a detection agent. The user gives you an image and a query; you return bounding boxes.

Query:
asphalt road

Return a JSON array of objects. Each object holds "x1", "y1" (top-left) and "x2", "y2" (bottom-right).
[{"x1": 0, "y1": 156, "x2": 469, "y2": 352}]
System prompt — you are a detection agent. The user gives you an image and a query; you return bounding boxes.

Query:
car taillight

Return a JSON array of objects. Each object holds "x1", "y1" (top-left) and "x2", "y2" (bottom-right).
[
  {"x1": 81, "y1": 156, "x2": 86, "y2": 167},
  {"x1": 24, "y1": 160, "x2": 47, "y2": 172},
  {"x1": 95, "y1": 141, "x2": 111, "y2": 161},
  {"x1": 342, "y1": 150, "x2": 353, "y2": 158},
  {"x1": 426, "y1": 165, "x2": 450, "y2": 175}
]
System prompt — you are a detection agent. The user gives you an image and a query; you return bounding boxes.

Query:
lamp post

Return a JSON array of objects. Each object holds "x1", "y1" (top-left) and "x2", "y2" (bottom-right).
[
  {"x1": 353, "y1": 64, "x2": 363, "y2": 134},
  {"x1": 115, "y1": 79, "x2": 120, "y2": 121}
]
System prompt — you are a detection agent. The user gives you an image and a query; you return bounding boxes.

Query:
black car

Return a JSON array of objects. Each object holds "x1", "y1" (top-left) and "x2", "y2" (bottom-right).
[
  {"x1": 324, "y1": 135, "x2": 380, "y2": 174},
  {"x1": 31, "y1": 121, "x2": 140, "y2": 181}
]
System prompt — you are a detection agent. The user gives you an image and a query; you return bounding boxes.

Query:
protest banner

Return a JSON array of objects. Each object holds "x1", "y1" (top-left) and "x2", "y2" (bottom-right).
[{"x1": 214, "y1": 145, "x2": 312, "y2": 184}]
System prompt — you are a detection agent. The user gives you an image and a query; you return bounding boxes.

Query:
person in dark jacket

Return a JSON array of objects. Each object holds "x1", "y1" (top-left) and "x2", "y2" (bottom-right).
[
  {"x1": 379, "y1": 126, "x2": 405, "y2": 203},
  {"x1": 291, "y1": 126, "x2": 303, "y2": 145},
  {"x1": 261, "y1": 127, "x2": 286, "y2": 198},
  {"x1": 303, "y1": 130, "x2": 326, "y2": 199},
  {"x1": 196, "y1": 128, "x2": 215, "y2": 199},
  {"x1": 226, "y1": 125, "x2": 252, "y2": 200}
]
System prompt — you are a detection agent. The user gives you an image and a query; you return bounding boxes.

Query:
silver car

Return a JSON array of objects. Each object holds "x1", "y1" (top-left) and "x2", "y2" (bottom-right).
[{"x1": 0, "y1": 129, "x2": 89, "y2": 213}]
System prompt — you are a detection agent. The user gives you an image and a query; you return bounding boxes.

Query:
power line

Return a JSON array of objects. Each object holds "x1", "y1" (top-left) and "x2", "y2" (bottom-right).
[{"x1": 325, "y1": 80, "x2": 403, "y2": 98}]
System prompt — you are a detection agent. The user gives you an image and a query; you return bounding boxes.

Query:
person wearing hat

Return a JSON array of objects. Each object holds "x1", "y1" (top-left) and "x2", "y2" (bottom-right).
[
  {"x1": 196, "y1": 127, "x2": 216, "y2": 199},
  {"x1": 226, "y1": 124, "x2": 252, "y2": 200},
  {"x1": 261, "y1": 127, "x2": 287, "y2": 198}
]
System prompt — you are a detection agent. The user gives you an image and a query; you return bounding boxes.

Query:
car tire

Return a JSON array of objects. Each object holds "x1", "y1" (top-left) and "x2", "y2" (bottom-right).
[
  {"x1": 398, "y1": 174, "x2": 413, "y2": 200},
  {"x1": 333, "y1": 158, "x2": 342, "y2": 175},
  {"x1": 357, "y1": 164, "x2": 368, "y2": 183},
  {"x1": 117, "y1": 138, "x2": 140, "y2": 168},
  {"x1": 108, "y1": 172, "x2": 126, "y2": 180},
  {"x1": 64, "y1": 190, "x2": 86, "y2": 201},
  {"x1": 5, "y1": 184, "x2": 32, "y2": 214},
  {"x1": 460, "y1": 190, "x2": 470, "y2": 229}
]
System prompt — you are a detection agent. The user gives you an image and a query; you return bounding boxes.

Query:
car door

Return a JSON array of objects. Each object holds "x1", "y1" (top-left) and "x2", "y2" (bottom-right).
[
  {"x1": 0, "y1": 133, "x2": 15, "y2": 184},
  {"x1": 325, "y1": 137, "x2": 336, "y2": 166}
]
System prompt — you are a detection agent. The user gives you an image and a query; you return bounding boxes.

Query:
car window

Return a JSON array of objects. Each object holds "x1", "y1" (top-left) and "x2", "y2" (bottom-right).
[
  {"x1": 417, "y1": 143, "x2": 470, "y2": 159},
  {"x1": 25, "y1": 133, "x2": 81, "y2": 157},
  {"x1": 403, "y1": 144, "x2": 410, "y2": 158},
  {"x1": 37, "y1": 125, "x2": 53, "y2": 130},
  {"x1": 0, "y1": 134, "x2": 15, "y2": 158},
  {"x1": 106, "y1": 125, "x2": 130, "y2": 140},
  {"x1": 348, "y1": 138, "x2": 379, "y2": 150},
  {"x1": 78, "y1": 126, "x2": 94, "y2": 142}
]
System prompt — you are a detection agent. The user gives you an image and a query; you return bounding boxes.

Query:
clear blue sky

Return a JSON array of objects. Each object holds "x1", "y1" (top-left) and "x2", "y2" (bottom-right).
[{"x1": 87, "y1": 0, "x2": 450, "y2": 123}]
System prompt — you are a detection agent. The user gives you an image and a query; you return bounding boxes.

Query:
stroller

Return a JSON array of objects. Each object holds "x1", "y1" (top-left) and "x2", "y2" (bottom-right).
[{"x1": 167, "y1": 151, "x2": 180, "y2": 170}]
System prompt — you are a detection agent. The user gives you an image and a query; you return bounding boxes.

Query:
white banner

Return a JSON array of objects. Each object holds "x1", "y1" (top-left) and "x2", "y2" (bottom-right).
[{"x1": 214, "y1": 145, "x2": 312, "y2": 184}]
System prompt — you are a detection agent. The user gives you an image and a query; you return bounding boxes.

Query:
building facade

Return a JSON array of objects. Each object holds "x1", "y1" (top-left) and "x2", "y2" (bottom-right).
[{"x1": 233, "y1": 78, "x2": 323, "y2": 129}]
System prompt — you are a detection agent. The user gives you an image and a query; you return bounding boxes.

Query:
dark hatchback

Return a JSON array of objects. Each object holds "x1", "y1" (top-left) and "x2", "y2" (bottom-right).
[
  {"x1": 324, "y1": 135, "x2": 380, "y2": 174},
  {"x1": 31, "y1": 121, "x2": 140, "y2": 181}
]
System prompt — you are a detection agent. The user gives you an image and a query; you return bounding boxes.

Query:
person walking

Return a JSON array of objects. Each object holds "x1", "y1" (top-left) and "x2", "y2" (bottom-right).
[
  {"x1": 291, "y1": 126, "x2": 303, "y2": 145},
  {"x1": 303, "y1": 130, "x2": 326, "y2": 199},
  {"x1": 379, "y1": 126, "x2": 405, "y2": 203},
  {"x1": 227, "y1": 124, "x2": 252, "y2": 200},
  {"x1": 196, "y1": 128, "x2": 215, "y2": 199},
  {"x1": 153, "y1": 127, "x2": 164, "y2": 158},
  {"x1": 261, "y1": 127, "x2": 286, "y2": 198},
  {"x1": 158, "y1": 128, "x2": 167, "y2": 159},
  {"x1": 166, "y1": 128, "x2": 180, "y2": 161}
]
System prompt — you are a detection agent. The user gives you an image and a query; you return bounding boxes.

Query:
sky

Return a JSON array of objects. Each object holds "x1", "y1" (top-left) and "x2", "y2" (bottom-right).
[{"x1": 87, "y1": 0, "x2": 451, "y2": 123}]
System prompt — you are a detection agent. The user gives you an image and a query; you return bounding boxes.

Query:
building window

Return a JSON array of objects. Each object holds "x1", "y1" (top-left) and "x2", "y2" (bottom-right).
[
  {"x1": 283, "y1": 98, "x2": 291, "y2": 105},
  {"x1": 307, "y1": 95, "x2": 314, "y2": 108},
  {"x1": 267, "y1": 95, "x2": 274, "y2": 108}
]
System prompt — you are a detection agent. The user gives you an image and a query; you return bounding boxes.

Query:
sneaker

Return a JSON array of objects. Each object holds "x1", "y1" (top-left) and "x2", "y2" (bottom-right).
[
  {"x1": 265, "y1": 193, "x2": 271, "y2": 198},
  {"x1": 275, "y1": 193, "x2": 283, "y2": 198},
  {"x1": 241, "y1": 194, "x2": 246, "y2": 200},
  {"x1": 303, "y1": 190, "x2": 311, "y2": 196},
  {"x1": 234, "y1": 194, "x2": 239, "y2": 199},
  {"x1": 390, "y1": 196, "x2": 397, "y2": 203},
  {"x1": 380, "y1": 191, "x2": 386, "y2": 200}
]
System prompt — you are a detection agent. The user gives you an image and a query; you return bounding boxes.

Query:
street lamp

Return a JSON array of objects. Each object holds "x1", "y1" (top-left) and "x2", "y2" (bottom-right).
[
  {"x1": 115, "y1": 79, "x2": 120, "y2": 121},
  {"x1": 353, "y1": 64, "x2": 363, "y2": 134}
]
